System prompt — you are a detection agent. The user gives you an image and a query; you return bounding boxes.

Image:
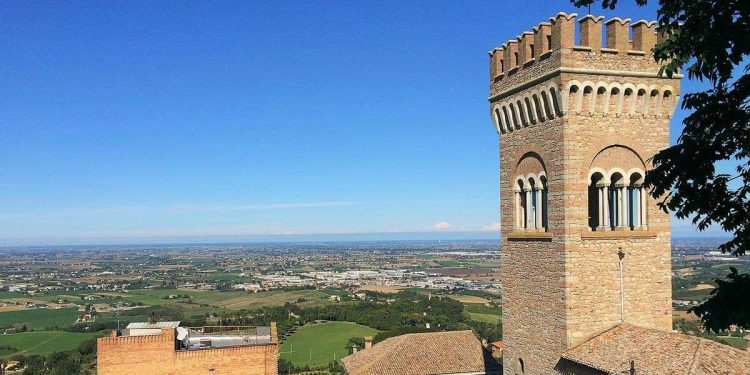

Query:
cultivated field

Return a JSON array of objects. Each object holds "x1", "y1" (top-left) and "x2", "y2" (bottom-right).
[
  {"x1": 447, "y1": 295, "x2": 490, "y2": 304},
  {"x1": 469, "y1": 312, "x2": 500, "y2": 324},
  {"x1": 126, "y1": 288, "x2": 331, "y2": 310},
  {"x1": 0, "y1": 308, "x2": 80, "y2": 330},
  {"x1": 279, "y1": 322, "x2": 378, "y2": 367},
  {"x1": 0, "y1": 331, "x2": 98, "y2": 358},
  {"x1": 464, "y1": 304, "x2": 501, "y2": 324},
  {"x1": 357, "y1": 285, "x2": 402, "y2": 293}
]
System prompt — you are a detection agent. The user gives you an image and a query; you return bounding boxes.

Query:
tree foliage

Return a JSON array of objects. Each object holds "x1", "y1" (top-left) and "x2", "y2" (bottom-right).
[
  {"x1": 690, "y1": 267, "x2": 750, "y2": 332},
  {"x1": 572, "y1": 0, "x2": 750, "y2": 331}
]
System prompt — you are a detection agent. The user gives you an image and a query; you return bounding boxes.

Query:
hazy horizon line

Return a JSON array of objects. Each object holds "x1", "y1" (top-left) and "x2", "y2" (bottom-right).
[{"x1": 0, "y1": 230, "x2": 731, "y2": 248}]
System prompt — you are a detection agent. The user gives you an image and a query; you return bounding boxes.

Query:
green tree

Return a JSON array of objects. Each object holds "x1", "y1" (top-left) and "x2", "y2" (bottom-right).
[
  {"x1": 77, "y1": 338, "x2": 97, "y2": 356},
  {"x1": 690, "y1": 267, "x2": 750, "y2": 332},
  {"x1": 345, "y1": 337, "x2": 364, "y2": 354},
  {"x1": 572, "y1": 0, "x2": 750, "y2": 332}
]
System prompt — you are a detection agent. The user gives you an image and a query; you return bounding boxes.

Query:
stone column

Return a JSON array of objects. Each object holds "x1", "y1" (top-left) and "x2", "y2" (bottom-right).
[
  {"x1": 596, "y1": 185, "x2": 604, "y2": 230},
  {"x1": 614, "y1": 187, "x2": 619, "y2": 228},
  {"x1": 602, "y1": 185, "x2": 610, "y2": 230},
  {"x1": 524, "y1": 188, "x2": 533, "y2": 230},
  {"x1": 514, "y1": 190, "x2": 522, "y2": 229},
  {"x1": 639, "y1": 186, "x2": 648, "y2": 229},
  {"x1": 616, "y1": 185, "x2": 626, "y2": 229},
  {"x1": 624, "y1": 186, "x2": 631, "y2": 229},
  {"x1": 631, "y1": 186, "x2": 640, "y2": 228},
  {"x1": 534, "y1": 188, "x2": 543, "y2": 231},
  {"x1": 513, "y1": 190, "x2": 521, "y2": 229}
]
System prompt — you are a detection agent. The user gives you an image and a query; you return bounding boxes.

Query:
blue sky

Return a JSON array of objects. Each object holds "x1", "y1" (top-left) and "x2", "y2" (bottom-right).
[{"x1": 0, "y1": 1, "x2": 724, "y2": 245}]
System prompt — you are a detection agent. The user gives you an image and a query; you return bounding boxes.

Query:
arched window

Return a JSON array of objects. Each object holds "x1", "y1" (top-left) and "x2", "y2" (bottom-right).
[
  {"x1": 515, "y1": 179, "x2": 527, "y2": 230},
  {"x1": 588, "y1": 146, "x2": 648, "y2": 231},
  {"x1": 588, "y1": 172, "x2": 605, "y2": 230},
  {"x1": 629, "y1": 172, "x2": 646, "y2": 229},
  {"x1": 540, "y1": 175, "x2": 548, "y2": 229},
  {"x1": 610, "y1": 172, "x2": 626, "y2": 229},
  {"x1": 514, "y1": 153, "x2": 548, "y2": 232}
]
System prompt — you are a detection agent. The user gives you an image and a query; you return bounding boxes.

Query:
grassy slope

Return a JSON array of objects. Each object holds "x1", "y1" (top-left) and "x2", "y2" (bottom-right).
[
  {"x1": 280, "y1": 322, "x2": 378, "y2": 367},
  {"x1": 0, "y1": 308, "x2": 80, "y2": 330},
  {"x1": 715, "y1": 336, "x2": 748, "y2": 350},
  {"x1": 0, "y1": 331, "x2": 98, "y2": 358},
  {"x1": 464, "y1": 304, "x2": 501, "y2": 315},
  {"x1": 469, "y1": 312, "x2": 501, "y2": 324}
]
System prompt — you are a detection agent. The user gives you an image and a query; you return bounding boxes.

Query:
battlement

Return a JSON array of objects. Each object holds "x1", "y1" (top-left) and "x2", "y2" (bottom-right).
[
  {"x1": 98, "y1": 328, "x2": 175, "y2": 347},
  {"x1": 487, "y1": 12, "x2": 681, "y2": 136},
  {"x1": 489, "y1": 12, "x2": 666, "y2": 86},
  {"x1": 97, "y1": 323, "x2": 278, "y2": 375}
]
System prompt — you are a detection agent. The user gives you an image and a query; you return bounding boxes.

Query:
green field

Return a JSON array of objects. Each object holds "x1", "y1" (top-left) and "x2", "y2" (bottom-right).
[
  {"x1": 469, "y1": 312, "x2": 501, "y2": 324},
  {"x1": 714, "y1": 336, "x2": 748, "y2": 350},
  {"x1": 0, "y1": 331, "x2": 99, "y2": 358},
  {"x1": 127, "y1": 289, "x2": 331, "y2": 310},
  {"x1": 464, "y1": 303, "x2": 500, "y2": 315},
  {"x1": 280, "y1": 322, "x2": 378, "y2": 367},
  {"x1": 673, "y1": 288, "x2": 714, "y2": 301},
  {"x1": 0, "y1": 308, "x2": 80, "y2": 330}
]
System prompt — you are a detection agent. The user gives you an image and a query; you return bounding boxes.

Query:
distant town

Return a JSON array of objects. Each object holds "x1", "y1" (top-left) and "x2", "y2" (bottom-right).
[{"x1": 0, "y1": 238, "x2": 747, "y2": 373}]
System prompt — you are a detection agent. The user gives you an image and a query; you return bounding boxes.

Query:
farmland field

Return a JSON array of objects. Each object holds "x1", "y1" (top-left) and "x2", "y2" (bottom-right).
[
  {"x1": 464, "y1": 304, "x2": 500, "y2": 315},
  {"x1": 0, "y1": 308, "x2": 80, "y2": 330},
  {"x1": 0, "y1": 331, "x2": 99, "y2": 357},
  {"x1": 357, "y1": 285, "x2": 402, "y2": 293},
  {"x1": 715, "y1": 336, "x2": 748, "y2": 350},
  {"x1": 468, "y1": 312, "x2": 500, "y2": 324},
  {"x1": 279, "y1": 322, "x2": 378, "y2": 367},
  {"x1": 127, "y1": 289, "x2": 331, "y2": 310},
  {"x1": 448, "y1": 295, "x2": 490, "y2": 304}
]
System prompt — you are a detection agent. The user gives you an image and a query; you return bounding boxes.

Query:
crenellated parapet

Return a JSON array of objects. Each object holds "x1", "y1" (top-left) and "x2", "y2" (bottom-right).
[
  {"x1": 488, "y1": 12, "x2": 681, "y2": 135},
  {"x1": 489, "y1": 13, "x2": 664, "y2": 85},
  {"x1": 98, "y1": 328, "x2": 174, "y2": 347}
]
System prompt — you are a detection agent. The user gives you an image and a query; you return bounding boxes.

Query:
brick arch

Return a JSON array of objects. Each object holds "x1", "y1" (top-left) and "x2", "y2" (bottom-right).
[
  {"x1": 513, "y1": 143, "x2": 549, "y2": 172},
  {"x1": 578, "y1": 138, "x2": 649, "y2": 181},
  {"x1": 515, "y1": 151, "x2": 548, "y2": 183},
  {"x1": 588, "y1": 145, "x2": 646, "y2": 184}
]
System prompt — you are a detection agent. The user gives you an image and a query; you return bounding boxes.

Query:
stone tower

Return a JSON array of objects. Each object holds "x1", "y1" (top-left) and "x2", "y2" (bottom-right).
[{"x1": 487, "y1": 13, "x2": 680, "y2": 374}]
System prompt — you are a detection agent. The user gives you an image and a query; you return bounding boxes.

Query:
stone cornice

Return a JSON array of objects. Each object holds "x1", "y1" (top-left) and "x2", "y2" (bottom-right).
[{"x1": 488, "y1": 67, "x2": 682, "y2": 102}]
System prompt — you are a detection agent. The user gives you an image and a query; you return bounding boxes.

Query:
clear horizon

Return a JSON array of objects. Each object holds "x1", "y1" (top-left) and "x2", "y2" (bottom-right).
[
  {"x1": 0, "y1": 1, "x2": 728, "y2": 246},
  {"x1": 0, "y1": 230, "x2": 731, "y2": 248}
]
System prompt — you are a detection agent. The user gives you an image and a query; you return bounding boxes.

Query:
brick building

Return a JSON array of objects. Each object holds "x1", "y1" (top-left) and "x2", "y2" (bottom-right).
[
  {"x1": 488, "y1": 12, "x2": 749, "y2": 375},
  {"x1": 97, "y1": 321, "x2": 278, "y2": 375}
]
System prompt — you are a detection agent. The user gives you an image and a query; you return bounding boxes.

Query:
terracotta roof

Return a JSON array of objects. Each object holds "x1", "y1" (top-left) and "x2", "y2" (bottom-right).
[
  {"x1": 561, "y1": 323, "x2": 750, "y2": 374},
  {"x1": 341, "y1": 330, "x2": 500, "y2": 375}
]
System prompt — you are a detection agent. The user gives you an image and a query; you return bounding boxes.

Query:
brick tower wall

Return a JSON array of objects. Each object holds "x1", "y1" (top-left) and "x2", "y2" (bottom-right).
[
  {"x1": 562, "y1": 69, "x2": 674, "y2": 348},
  {"x1": 498, "y1": 80, "x2": 568, "y2": 374},
  {"x1": 489, "y1": 13, "x2": 680, "y2": 374}
]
